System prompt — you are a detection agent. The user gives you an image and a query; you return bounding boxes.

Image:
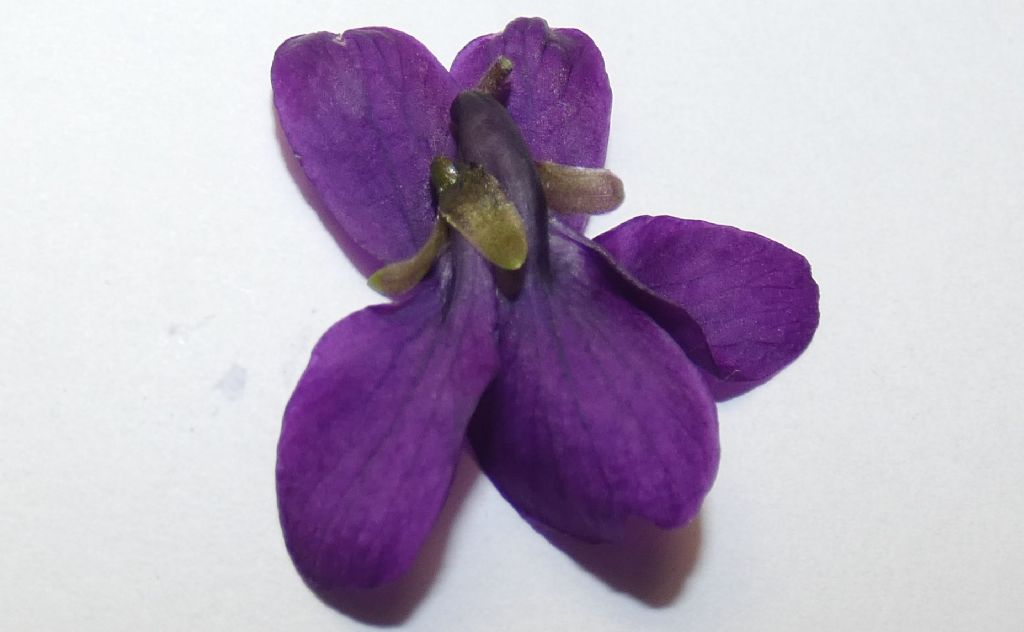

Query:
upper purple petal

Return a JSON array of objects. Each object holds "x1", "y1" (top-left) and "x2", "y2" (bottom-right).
[
  {"x1": 276, "y1": 250, "x2": 498, "y2": 589},
  {"x1": 596, "y1": 215, "x2": 820, "y2": 400},
  {"x1": 451, "y1": 18, "x2": 612, "y2": 232},
  {"x1": 272, "y1": 29, "x2": 457, "y2": 272},
  {"x1": 469, "y1": 232, "x2": 719, "y2": 541}
]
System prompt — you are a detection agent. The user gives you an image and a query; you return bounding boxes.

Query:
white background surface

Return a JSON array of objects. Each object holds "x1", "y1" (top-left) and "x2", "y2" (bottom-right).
[{"x1": 2, "y1": 1, "x2": 1023, "y2": 630}]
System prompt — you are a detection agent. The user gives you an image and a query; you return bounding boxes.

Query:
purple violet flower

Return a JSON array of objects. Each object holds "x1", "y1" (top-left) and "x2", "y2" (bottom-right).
[{"x1": 272, "y1": 17, "x2": 819, "y2": 590}]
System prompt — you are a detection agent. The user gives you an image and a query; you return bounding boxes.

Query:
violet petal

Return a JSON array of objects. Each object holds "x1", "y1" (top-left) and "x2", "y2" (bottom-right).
[
  {"x1": 596, "y1": 215, "x2": 820, "y2": 400},
  {"x1": 451, "y1": 18, "x2": 612, "y2": 233},
  {"x1": 272, "y1": 29, "x2": 457, "y2": 272},
  {"x1": 469, "y1": 233, "x2": 719, "y2": 541},
  {"x1": 277, "y1": 254, "x2": 498, "y2": 589}
]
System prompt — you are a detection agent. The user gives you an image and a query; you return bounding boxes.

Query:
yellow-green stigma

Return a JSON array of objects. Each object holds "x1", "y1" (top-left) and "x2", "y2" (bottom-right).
[{"x1": 368, "y1": 157, "x2": 530, "y2": 296}]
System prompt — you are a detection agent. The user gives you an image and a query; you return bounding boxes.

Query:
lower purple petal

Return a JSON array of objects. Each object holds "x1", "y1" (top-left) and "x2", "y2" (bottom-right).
[
  {"x1": 469, "y1": 233, "x2": 719, "y2": 541},
  {"x1": 277, "y1": 255, "x2": 498, "y2": 589},
  {"x1": 596, "y1": 215, "x2": 820, "y2": 400}
]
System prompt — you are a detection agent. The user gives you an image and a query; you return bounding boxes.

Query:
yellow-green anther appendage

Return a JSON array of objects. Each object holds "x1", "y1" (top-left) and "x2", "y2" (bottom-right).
[
  {"x1": 438, "y1": 165, "x2": 528, "y2": 271},
  {"x1": 368, "y1": 219, "x2": 449, "y2": 296}
]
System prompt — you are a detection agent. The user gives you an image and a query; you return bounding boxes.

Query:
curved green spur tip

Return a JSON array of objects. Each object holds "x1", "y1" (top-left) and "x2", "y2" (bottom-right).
[{"x1": 368, "y1": 219, "x2": 448, "y2": 296}]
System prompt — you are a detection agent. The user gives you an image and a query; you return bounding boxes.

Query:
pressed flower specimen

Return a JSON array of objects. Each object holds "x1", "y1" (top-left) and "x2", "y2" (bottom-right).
[{"x1": 272, "y1": 17, "x2": 819, "y2": 590}]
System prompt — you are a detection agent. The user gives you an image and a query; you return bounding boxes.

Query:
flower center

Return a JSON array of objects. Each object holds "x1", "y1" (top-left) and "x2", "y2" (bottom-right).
[{"x1": 368, "y1": 58, "x2": 625, "y2": 297}]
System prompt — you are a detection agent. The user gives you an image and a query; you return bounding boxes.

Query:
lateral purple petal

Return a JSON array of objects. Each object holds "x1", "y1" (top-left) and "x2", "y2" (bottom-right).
[
  {"x1": 272, "y1": 29, "x2": 458, "y2": 271},
  {"x1": 451, "y1": 18, "x2": 612, "y2": 232},
  {"x1": 596, "y1": 215, "x2": 820, "y2": 400},
  {"x1": 469, "y1": 234, "x2": 719, "y2": 541},
  {"x1": 276, "y1": 258, "x2": 498, "y2": 589}
]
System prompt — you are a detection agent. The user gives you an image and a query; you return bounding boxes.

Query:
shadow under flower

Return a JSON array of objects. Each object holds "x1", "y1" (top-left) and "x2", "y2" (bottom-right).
[
  {"x1": 541, "y1": 514, "x2": 703, "y2": 607},
  {"x1": 311, "y1": 448, "x2": 482, "y2": 627}
]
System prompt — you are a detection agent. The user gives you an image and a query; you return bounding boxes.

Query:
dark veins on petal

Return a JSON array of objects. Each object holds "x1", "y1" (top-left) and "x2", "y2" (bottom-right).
[
  {"x1": 467, "y1": 231, "x2": 719, "y2": 540},
  {"x1": 596, "y1": 215, "x2": 820, "y2": 400},
  {"x1": 277, "y1": 242, "x2": 499, "y2": 590},
  {"x1": 448, "y1": 84, "x2": 719, "y2": 540}
]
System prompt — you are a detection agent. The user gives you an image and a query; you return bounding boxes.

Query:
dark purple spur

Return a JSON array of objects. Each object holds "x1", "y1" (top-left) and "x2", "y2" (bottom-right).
[{"x1": 272, "y1": 17, "x2": 819, "y2": 590}]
